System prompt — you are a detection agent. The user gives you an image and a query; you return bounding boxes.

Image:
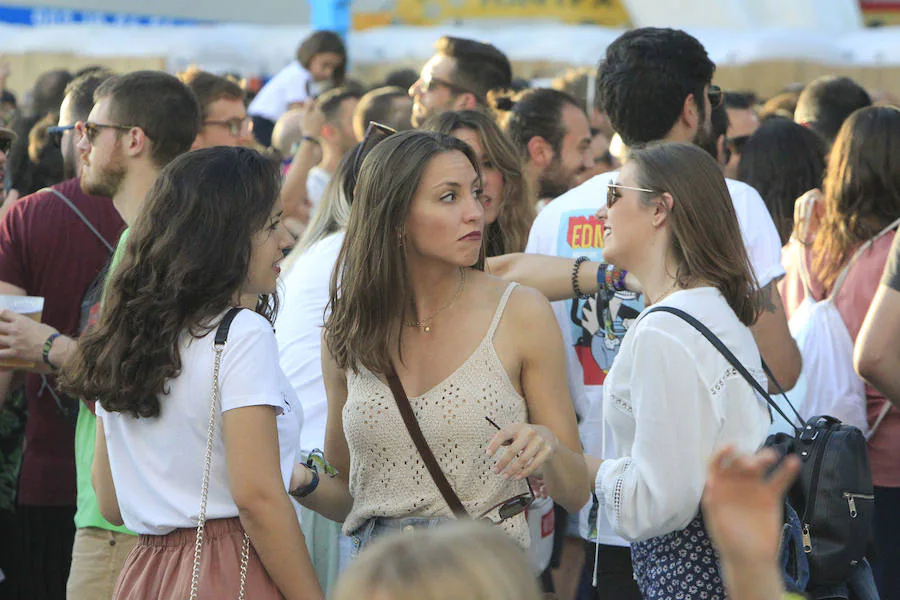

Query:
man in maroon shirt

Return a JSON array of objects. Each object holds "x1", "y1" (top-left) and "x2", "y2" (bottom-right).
[{"x1": 0, "y1": 71, "x2": 124, "y2": 600}]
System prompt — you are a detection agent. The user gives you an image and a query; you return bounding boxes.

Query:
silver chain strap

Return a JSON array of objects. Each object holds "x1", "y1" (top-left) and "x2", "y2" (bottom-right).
[{"x1": 189, "y1": 337, "x2": 250, "y2": 600}]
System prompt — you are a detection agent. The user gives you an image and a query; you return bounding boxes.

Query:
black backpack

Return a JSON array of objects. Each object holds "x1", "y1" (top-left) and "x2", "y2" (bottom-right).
[{"x1": 646, "y1": 306, "x2": 875, "y2": 588}]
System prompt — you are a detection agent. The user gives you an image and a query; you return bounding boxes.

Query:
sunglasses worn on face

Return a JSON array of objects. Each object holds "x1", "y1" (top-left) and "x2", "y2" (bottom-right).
[
  {"x1": 727, "y1": 135, "x2": 751, "y2": 154},
  {"x1": 204, "y1": 116, "x2": 251, "y2": 137},
  {"x1": 708, "y1": 85, "x2": 723, "y2": 109},
  {"x1": 421, "y1": 76, "x2": 477, "y2": 98},
  {"x1": 349, "y1": 121, "x2": 397, "y2": 195},
  {"x1": 607, "y1": 183, "x2": 656, "y2": 208},
  {"x1": 83, "y1": 121, "x2": 140, "y2": 144},
  {"x1": 47, "y1": 124, "x2": 76, "y2": 148}
]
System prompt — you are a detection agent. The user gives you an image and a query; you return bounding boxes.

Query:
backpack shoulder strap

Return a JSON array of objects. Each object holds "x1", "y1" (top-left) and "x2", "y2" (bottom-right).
[
  {"x1": 830, "y1": 216, "x2": 900, "y2": 299},
  {"x1": 644, "y1": 305, "x2": 802, "y2": 433},
  {"x1": 40, "y1": 187, "x2": 115, "y2": 254}
]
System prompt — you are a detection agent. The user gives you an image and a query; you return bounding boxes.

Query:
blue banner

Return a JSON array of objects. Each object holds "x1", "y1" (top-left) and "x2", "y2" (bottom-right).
[{"x1": 0, "y1": 3, "x2": 207, "y2": 26}]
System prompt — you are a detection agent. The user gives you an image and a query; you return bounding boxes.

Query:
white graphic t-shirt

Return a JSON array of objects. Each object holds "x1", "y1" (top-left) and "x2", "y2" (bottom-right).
[{"x1": 525, "y1": 170, "x2": 784, "y2": 546}]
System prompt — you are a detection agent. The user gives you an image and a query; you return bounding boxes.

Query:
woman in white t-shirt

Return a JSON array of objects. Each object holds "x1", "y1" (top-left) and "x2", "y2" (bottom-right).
[
  {"x1": 249, "y1": 30, "x2": 346, "y2": 146},
  {"x1": 584, "y1": 143, "x2": 770, "y2": 600},
  {"x1": 60, "y1": 148, "x2": 326, "y2": 600}
]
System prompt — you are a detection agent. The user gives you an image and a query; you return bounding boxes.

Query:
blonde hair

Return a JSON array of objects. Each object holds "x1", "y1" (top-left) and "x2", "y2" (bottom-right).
[{"x1": 331, "y1": 521, "x2": 543, "y2": 600}]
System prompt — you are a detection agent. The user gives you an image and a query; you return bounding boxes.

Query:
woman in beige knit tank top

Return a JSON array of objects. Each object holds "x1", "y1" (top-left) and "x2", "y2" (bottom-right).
[{"x1": 303, "y1": 130, "x2": 588, "y2": 554}]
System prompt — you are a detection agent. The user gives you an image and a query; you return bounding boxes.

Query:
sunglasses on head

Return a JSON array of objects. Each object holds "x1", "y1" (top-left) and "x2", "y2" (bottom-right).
[{"x1": 349, "y1": 121, "x2": 397, "y2": 193}]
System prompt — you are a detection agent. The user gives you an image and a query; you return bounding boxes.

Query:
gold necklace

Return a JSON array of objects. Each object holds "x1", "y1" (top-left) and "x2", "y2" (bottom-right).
[
  {"x1": 650, "y1": 281, "x2": 680, "y2": 305},
  {"x1": 403, "y1": 270, "x2": 466, "y2": 333}
]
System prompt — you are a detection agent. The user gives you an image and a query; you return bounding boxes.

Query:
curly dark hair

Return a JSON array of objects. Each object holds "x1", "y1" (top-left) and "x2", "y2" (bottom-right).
[
  {"x1": 59, "y1": 147, "x2": 282, "y2": 418},
  {"x1": 597, "y1": 27, "x2": 715, "y2": 147}
]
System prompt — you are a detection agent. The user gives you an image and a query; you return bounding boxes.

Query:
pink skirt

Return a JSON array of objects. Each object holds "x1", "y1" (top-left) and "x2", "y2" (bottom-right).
[{"x1": 113, "y1": 517, "x2": 284, "y2": 599}]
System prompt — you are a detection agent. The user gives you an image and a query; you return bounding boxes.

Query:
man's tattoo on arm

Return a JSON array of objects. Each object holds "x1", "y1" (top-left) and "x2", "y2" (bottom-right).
[{"x1": 756, "y1": 281, "x2": 778, "y2": 314}]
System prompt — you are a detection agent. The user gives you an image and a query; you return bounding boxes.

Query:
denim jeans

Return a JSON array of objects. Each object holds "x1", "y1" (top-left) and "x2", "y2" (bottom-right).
[
  {"x1": 348, "y1": 516, "x2": 451, "y2": 557},
  {"x1": 807, "y1": 559, "x2": 881, "y2": 600}
]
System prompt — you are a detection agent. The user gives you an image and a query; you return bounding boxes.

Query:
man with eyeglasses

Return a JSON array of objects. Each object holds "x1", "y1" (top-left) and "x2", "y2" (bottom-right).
[
  {"x1": 408, "y1": 36, "x2": 512, "y2": 128},
  {"x1": 180, "y1": 68, "x2": 253, "y2": 149},
  {"x1": 525, "y1": 27, "x2": 797, "y2": 600},
  {"x1": 0, "y1": 70, "x2": 199, "y2": 600},
  {"x1": 0, "y1": 70, "x2": 127, "y2": 600}
]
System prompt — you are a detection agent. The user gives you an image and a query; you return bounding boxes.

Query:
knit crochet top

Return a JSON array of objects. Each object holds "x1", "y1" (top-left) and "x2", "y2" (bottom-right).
[{"x1": 342, "y1": 283, "x2": 530, "y2": 547}]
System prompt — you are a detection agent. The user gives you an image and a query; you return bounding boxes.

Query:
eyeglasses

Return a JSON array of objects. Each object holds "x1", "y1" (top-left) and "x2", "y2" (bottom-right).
[
  {"x1": 708, "y1": 85, "x2": 723, "y2": 109},
  {"x1": 83, "y1": 121, "x2": 141, "y2": 144},
  {"x1": 349, "y1": 121, "x2": 396, "y2": 197},
  {"x1": 204, "y1": 116, "x2": 251, "y2": 137},
  {"x1": 421, "y1": 76, "x2": 479, "y2": 100},
  {"x1": 47, "y1": 124, "x2": 76, "y2": 148},
  {"x1": 479, "y1": 416, "x2": 535, "y2": 525},
  {"x1": 607, "y1": 183, "x2": 656, "y2": 208}
]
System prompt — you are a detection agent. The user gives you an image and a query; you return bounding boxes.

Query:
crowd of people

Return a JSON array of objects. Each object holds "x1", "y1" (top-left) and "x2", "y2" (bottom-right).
[{"x1": 0, "y1": 23, "x2": 896, "y2": 600}]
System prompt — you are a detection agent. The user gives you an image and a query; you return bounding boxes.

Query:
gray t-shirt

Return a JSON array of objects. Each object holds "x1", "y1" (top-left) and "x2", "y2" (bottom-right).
[{"x1": 882, "y1": 230, "x2": 900, "y2": 291}]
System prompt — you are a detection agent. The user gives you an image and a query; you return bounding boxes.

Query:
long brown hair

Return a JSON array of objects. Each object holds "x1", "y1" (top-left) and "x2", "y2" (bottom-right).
[
  {"x1": 629, "y1": 142, "x2": 760, "y2": 326},
  {"x1": 421, "y1": 110, "x2": 536, "y2": 255},
  {"x1": 813, "y1": 105, "x2": 900, "y2": 292},
  {"x1": 325, "y1": 130, "x2": 481, "y2": 375},
  {"x1": 60, "y1": 147, "x2": 282, "y2": 418}
]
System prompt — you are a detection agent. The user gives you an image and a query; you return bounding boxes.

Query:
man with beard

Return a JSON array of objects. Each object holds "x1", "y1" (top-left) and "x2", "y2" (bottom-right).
[
  {"x1": 0, "y1": 71, "x2": 125, "y2": 600},
  {"x1": 524, "y1": 28, "x2": 798, "y2": 600},
  {"x1": 408, "y1": 36, "x2": 511, "y2": 128},
  {"x1": 0, "y1": 70, "x2": 199, "y2": 600},
  {"x1": 493, "y1": 88, "x2": 594, "y2": 208}
]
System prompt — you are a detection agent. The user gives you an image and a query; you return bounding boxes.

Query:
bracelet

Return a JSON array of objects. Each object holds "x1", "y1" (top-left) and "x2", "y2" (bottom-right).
[
  {"x1": 605, "y1": 264, "x2": 628, "y2": 292},
  {"x1": 290, "y1": 463, "x2": 319, "y2": 499},
  {"x1": 595, "y1": 262, "x2": 609, "y2": 293},
  {"x1": 572, "y1": 256, "x2": 590, "y2": 299},
  {"x1": 42, "y1": 332, "x2": 62, "y2": 370},
  {"x1": 301, "y1": 135, "x2": 320, "y2": 146}
]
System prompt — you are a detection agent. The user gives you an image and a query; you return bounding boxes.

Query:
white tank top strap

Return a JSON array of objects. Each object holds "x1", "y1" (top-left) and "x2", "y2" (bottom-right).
[{"x1": 486, "y1": 283, "x2": 518, "y2": 341}]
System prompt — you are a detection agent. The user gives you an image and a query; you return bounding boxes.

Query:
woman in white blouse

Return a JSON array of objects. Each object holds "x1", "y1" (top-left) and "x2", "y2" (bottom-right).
[{"x1": 585, "y1": 142, "x2": 770, "y2": 599}]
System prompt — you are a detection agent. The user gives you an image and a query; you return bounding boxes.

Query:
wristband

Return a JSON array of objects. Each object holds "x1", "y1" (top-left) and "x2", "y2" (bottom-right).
[
  {"x1": 605, "y1": 264, "x2": 628, "y2": 292},
  {"x1": 571, "y1": 256, "x2": 590, "y2": 299},
  {"x1": 42, "y1": 332, "x2": 62, "y2": 370},
  {"x1": 595, "y1": 262, "x2": 609, "y2": 293},
  {"x1": 301, "y1": 136, "x2": 321, "y2": 147},
  {"x1": 290, "y1": 463, "x2": 319, "y2": 499}
]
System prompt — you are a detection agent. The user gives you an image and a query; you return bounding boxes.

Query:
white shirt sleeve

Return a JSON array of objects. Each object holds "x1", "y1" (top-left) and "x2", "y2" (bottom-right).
[
  {"x1": 218, "y1": 312, "x2": 287, "y2": 414},
  {"x1": 595, "y1": 325, "x2": 720, "y2": 542},
  {"x1": 284, "y1": 67, "x2": 312, "y2": 106},
  {"x1": 729, "y1": 181, "x2": 786, "y2": 287}
]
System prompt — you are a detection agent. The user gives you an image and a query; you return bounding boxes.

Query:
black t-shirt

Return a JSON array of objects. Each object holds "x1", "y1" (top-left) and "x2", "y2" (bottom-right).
[{"x1": 881, "y1": 230, "x2": 900, "y2": 291}]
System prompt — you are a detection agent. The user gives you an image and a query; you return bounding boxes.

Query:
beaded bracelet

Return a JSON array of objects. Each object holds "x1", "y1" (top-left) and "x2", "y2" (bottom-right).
[
  {"x1": 42, "y1": 332, "x2": 62, "y2": 370},
  {"x1": 571, "y1": 256, "x2": 590, "y2": 299}
]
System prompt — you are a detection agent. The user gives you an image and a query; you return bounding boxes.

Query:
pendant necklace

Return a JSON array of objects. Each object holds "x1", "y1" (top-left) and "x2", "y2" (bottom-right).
[{"x1": 403, "y1": 270, "x2": 466, "y2": 333}]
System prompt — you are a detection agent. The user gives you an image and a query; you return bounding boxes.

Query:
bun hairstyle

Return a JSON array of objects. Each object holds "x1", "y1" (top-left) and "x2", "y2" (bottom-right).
[{"x1": 488, "y1": 89, "x2": 517, "y2": 112}]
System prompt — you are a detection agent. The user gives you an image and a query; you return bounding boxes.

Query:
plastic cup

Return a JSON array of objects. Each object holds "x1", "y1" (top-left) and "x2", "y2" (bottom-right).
[{"x1": 0, "y1": 295, "x2": 44, "y2": 368}]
